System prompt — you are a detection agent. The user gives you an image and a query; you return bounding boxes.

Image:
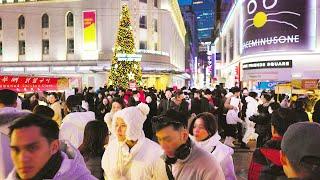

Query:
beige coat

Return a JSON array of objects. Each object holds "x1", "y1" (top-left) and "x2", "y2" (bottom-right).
[
  {"x1": 50, "y1": 101, "x2": 62, "y2": 126},
  {"x1": 171, "y1": 140, "x2": 225, "y2": 180}
]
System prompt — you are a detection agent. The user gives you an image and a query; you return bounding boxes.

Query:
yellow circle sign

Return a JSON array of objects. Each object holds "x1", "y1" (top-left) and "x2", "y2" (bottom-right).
[{"x1": 253, "y1": 11, "x2": 267, "y2": 28}]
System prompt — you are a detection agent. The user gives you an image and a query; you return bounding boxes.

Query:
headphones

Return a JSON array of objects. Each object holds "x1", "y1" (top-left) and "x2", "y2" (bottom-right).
[{"x1": 165, "y1": 138, "x2": 192, "y2": 165}]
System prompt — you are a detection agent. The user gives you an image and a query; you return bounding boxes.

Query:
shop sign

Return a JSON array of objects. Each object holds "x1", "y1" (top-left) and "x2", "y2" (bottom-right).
[
  {"x1": 116, "y1": 54, "x2": 142, "y2": 61},
  {"x1": 241, "y1": 0, "x2": 315, "y2": 55},
  {"x1": 292, "y1": 79, "x2": 319, "y2": 89},
  {"x1": 256, "y1": 81, "x2": 278, "y2": 90},
  {"x1": 302, "y1": 79, "x2": 318, "y2": 89},
  {"x1": 243, "y1": 60, "x2": 292, "y2": 70},
  {"x1": 0, "y1": 76, "x2": 69, "y2": 92}
]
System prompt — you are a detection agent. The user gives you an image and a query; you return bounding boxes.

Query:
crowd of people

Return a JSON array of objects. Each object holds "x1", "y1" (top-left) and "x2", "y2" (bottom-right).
[{"x1": 0, "y1": 85, "x2": 320, "y2": 180}]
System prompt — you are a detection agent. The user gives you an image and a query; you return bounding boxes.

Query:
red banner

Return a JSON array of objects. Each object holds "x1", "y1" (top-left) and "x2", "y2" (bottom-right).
[{"x1": 0, "y1": 75, "x2": 59, "y2": 92}]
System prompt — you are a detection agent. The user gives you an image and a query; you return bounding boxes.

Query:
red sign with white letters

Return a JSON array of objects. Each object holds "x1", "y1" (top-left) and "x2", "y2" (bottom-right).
[{"x1": 0, "y1": 75, "x2": 59, "y2": 92}]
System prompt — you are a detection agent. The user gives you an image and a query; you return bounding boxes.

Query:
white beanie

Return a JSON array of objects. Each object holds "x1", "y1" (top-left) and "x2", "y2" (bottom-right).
[{"x1": 112, "y1": 103, "x2": 150, "y2": 141}]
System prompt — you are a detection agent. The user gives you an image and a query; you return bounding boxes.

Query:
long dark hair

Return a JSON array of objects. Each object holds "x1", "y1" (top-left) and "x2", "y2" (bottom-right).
[{"x1": 79, "y1": 120, "x2": 108, "y2": 159}]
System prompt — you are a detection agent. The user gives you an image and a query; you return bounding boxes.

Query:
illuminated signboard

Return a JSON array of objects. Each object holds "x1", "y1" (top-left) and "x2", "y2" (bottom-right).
[
  {"x1": 240, "y1": 0, "x2": 315, "y2": 55},
  {"x1": 83, "y1": 11, "x2": 97, "y2": 51},
  {"x1": 243, "y1": 60, "x2": 292, "y2": 70}
]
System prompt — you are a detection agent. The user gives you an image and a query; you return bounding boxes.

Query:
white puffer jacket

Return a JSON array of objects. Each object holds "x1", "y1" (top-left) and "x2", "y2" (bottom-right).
[
  {"x1": 245, "y1": 96, "x2": 259, "y2": 120},
  {"x1": 59, "y1": 111, "x2": 95, "y2": 148},
  {"x1": 102, "y1": 136, "x2": 167, "y2": 180},
  {"x1": 191, "y1": 133, "x2": 236, "y2": 180}
]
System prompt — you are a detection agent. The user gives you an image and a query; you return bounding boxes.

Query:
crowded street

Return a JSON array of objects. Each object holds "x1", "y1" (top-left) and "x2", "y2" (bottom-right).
[{"x1": 0, "y1": 0, "x2": 320, "y2": 180}]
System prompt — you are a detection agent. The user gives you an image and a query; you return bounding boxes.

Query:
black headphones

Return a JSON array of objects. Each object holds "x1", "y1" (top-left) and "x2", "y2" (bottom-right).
[{"x1": 165, "y1": 138, "x2": 192, "y2": 165}]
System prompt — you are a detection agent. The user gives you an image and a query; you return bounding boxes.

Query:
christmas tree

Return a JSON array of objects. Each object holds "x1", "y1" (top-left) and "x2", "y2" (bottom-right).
[{"x1": 108, "y1": 4, "x2": 142, "y2": 88}]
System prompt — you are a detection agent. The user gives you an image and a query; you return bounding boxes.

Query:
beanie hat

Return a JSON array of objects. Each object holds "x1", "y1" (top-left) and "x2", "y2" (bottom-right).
[{"x1": 112, "y1": 103, "x2": 150, "y2": 141}]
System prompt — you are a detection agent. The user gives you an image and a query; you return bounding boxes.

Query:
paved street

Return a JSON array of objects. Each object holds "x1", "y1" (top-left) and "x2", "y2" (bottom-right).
[{"x1": 234, "y1": 141, "x2": 256, "y2": 180}]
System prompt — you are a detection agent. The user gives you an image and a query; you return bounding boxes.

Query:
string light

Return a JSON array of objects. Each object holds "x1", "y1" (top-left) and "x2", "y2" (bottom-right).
[{"x1": 108, "y1": 4, "x2": 142, "y2": 88}]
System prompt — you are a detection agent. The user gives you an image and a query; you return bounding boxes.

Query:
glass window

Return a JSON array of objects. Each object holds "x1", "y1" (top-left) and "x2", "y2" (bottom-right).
[
  {"x1": 154, "y1": 0, "x2": 158, "y2": 7},
  {"x1": 67, "y1": 39, "x2": 74, "y2": 54},
  {"x1": 139, "y1": 41, "x2": 147, "y2": 50},
  {"x1": 154, "y1": 19, "x2": 157, "y2": 32},
  {"x1": 18, "y1": 15, "x2": 25, "y2": 29},
  {"x1": 66, "y1": 12, "x2": 74, "y2": 27},
  {"x1": 42, "y1": 13, "x2": 49, "y2": 28},
  {"x1": 19, "y1": 40, "x2": 25, "y2": 55},
  {"x1": 139, "y1": 16, "x2": 147, "y2": 29},
  {"x1": 154, "y1": 43, "x2": 158, "y2": 51},
  {"x1": 0, "y1": 18, "x2": 2, "y2": 30},
  {"x1": 0, "y1": 42, "x2": 2, "y2": 55},
  {"x1": 139, "y1": 0, "x2": 147, "y2": 3},
  {"x1": 42, "y1": 40, "x2": 49, "y2": 55}
]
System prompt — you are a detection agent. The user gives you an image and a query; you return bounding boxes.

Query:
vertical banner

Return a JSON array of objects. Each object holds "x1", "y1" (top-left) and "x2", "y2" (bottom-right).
[{"x1": 83, "y1": 11, "x2": 97, "y2": 51}]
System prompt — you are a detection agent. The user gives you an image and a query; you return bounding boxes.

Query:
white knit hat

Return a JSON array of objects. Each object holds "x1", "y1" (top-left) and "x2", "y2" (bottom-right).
[{"x1": 112, "y1": 103, "x2": 150, "y2": 141}]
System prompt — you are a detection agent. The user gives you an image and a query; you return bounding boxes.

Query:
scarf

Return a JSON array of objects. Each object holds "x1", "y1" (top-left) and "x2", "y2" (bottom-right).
[{"x1": 17, "y1": 151, "x2": 63, "y2": 180}]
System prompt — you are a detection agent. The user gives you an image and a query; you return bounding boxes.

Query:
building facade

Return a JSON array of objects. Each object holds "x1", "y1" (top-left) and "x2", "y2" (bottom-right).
[
  {"x1": 0, "y1": 0, "x2": 187, "y2": 90},
  {"x1": 179, "y1": 3, "x2": 198, "y2": 86},
  {"x1": 214, "y1": 0, "x2": 320, "y2": 91}
]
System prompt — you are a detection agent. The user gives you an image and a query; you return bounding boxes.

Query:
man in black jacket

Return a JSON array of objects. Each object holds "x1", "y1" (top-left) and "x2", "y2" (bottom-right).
[
  {"x1": 158, "y1": 89, "x2": 173, "y2": 115},
  {"x1": 190, "y1": 90, "x2": 201, "y2": 115},
  {"x1": 170, "y1": 91, "x2": 189, "y2": 118},
  {"x1": 200, "y1": 89, "x2": 212, "y2": 113}
]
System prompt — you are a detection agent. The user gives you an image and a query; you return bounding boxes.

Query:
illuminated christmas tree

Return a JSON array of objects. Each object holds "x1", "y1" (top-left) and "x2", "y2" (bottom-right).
[{"x1": 108, "y1": 4, "x2": 142, "y2": 88}]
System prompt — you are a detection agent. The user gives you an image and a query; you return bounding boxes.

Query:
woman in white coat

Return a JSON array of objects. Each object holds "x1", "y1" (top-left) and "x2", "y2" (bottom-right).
[
  {"x1": 245, "y1": 92, "x2": 259, "y2": 120},
  {"x1": 189, "y1": 112, "x2": 236, "y2": 180},
  {"x1": 101, "y1": 103, "x2": 167, "y2": 180}
]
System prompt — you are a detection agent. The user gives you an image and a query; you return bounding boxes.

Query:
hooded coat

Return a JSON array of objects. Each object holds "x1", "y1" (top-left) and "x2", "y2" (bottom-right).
[
  {"x1": 59, "y1": 111, "x2": 95, "y2": 148},
  {"x1": 0, "y1": 107, "x2": 30, "y2": 180},
  {"x1": 102, "y1": 103, "x2": 168, "y2": 180},
  {"x1": 6, "y1": 141, "x2": 97, "y2": 180},
  {"x1": 191, "y1": 133, "x2": 236, "y2": 180}
]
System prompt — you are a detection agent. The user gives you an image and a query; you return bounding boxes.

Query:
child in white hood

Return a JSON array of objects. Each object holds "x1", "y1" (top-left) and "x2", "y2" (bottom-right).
[
  {"x1": 189, "y1": 112, "x2": 236, "y2": 180},
  {"x1": 102, "y1": 103, "x2": 167, "y2": 180}
]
